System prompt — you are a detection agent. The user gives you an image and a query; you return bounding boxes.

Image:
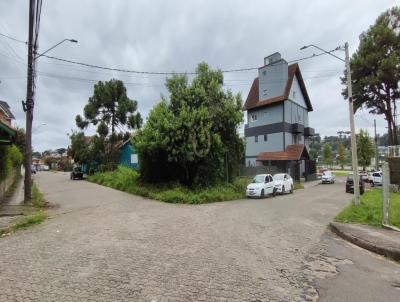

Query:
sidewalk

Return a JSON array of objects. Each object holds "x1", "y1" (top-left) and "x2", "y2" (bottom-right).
[
  {"x1": 330, "y1": 222, "x2": 400, "y2": 261},
  {"x1": 0, "y1": 176, "x2": 25, "y2": 232}
]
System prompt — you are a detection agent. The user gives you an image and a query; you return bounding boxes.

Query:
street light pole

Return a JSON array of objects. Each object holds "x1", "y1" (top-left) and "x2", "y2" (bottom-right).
[
  {"x1": 300, "y1": 42, "x2": 360, "y2": 205},
  {"x1": 345, "y1": 42, "x2": 360, "y2": 205}
]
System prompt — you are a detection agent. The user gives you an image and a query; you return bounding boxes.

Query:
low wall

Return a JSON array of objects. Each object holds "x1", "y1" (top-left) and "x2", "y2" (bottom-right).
[
  {"x1": 388, "y1": 157, "x2": 400, "y2": 186},
  {"x1": 0, "y1": 169, "x2": 18, "y2": 204}
]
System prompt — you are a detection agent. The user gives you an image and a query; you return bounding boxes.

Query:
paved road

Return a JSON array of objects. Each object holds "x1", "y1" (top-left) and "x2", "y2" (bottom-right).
[{"x1": 0, "y1": 172, "x2": 399, "y2": 301}]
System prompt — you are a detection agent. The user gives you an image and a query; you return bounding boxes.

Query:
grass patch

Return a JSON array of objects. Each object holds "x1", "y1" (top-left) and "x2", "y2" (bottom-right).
[
  {"x1": 335, "y1": 189, "x2": 400, "y2": 228},
  {"x1": 89, "y1": 166, "x2": 252, "y2": 204},
  {"x1": 294, "y1": 182, "x2": 304, "y2": 190},
  {"x1": 333, "y1": 170, "x2": 350, "y2": 177},
  {"x1": 11, "y1": 211, "x2": 47, "y2": 231},
  {"x1": 1, "y1": 183, "x2": 48, "y2": 237},
  {"x1": 31, "y1": 183, "x2": 47, "y2": 208}
]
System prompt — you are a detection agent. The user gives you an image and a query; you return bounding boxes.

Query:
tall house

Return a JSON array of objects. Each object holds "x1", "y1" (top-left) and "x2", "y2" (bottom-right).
[{"x1": 243, "y1": 52, "x2": 315, "y2": 179}]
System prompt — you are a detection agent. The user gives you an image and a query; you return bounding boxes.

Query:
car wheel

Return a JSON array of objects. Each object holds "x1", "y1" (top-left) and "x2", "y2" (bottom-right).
[
  {"x1": 371, "y1": 181, "x2": 375, "y2": 187},
  {"x1": 290, "y1": 185, "x2": 294, "y2": 194},
  {"x1": 282, "y1": 186, "x2": 285, "y2": 194},
  {"x1": 70, "y1": 174, "x2": 73, "y2": 180},
  {"x1": 260, "y1": 189, "x2": 264, "y2": 199},
  {"x1": 272, "y1": 188, "x2": 277, "y2": 197}
]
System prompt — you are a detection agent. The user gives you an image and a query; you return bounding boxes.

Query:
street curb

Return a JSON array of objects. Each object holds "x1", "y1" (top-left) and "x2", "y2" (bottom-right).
[{"x1": 329, "y1": 222, "x2": 400, "y2": 262}]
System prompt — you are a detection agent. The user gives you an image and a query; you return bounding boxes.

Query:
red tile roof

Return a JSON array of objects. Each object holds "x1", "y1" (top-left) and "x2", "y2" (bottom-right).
[
  {"x1": 257, "y1": 144, "x2": 309, "y2": 161},
  {"x1": 244, "y1": 63, "x2": 313, "y2": 111}
]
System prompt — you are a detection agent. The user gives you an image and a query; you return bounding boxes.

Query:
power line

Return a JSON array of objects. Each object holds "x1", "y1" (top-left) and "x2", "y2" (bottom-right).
[
  {"x1": 0, "y1": 32, "x2": 27, "y2": 44},
  {"x1": 40, "y1": 47, "x2": 342, "y2": 76}
]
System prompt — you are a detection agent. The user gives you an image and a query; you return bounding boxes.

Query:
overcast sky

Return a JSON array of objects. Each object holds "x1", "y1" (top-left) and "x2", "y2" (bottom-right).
[{"x1": 0, "y1": 0, "x2": 397, "y2": 152}]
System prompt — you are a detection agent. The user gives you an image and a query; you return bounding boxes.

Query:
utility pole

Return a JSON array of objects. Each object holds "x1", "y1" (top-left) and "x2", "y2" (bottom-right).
[
  {"x1": 345, "y1": 42, "x2": 360, "y2": 205},
  {"x1": 24, "y1": 0, "x2": 35, "y2": 202},
  {"x1": 374, "y1": 119, "x2": 379, "y2": 171}
]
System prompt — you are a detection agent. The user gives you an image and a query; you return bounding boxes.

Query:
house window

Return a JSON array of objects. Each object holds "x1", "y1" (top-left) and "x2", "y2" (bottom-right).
[
  {"x1": 293, "y1": 91, "x2": 296, "y2": 99},
  {"x1": 255, "y1": 136, "x2": 258, "y2": 143},
  {"x1": 263, "y1": 70, "x2": 266, "y2": 76},
  {"x1": 251, "y1": 114, "x2": 257, "y2": 122},
  {"x1": 264, "y1": 134, "x2": 268, "y2": 141},
  {"x1": 263, "y1": 89, "x2": 268, "y2": 96}
]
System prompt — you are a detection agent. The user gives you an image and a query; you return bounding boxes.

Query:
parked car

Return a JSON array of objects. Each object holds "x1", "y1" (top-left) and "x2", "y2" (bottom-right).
[
  {"x1": 273, "y1": 173, "x2": 294, "y2": 194},
  {"x1": 246, "y1": 174, "x2": 277, "y2": 198},
  {"x1": 369, "y1": 171, "x2": 382, "y2": 186},
  {"x1": 70, "y1": 166, "x2": 84, "y2": 180},
  {"x1": 345, "y1": 173, "x2": 365, "y2": 195},
  {"x1": 321, "y1": 170, "x2": 335, "y2": 184},
  {"x1": 31, "y1": 165, "x2": 37, "y2": 174}
]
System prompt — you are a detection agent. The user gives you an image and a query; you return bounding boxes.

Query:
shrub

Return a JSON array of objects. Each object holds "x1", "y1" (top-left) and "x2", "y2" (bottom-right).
[
  {"x1": 89, "y1": 165, "x2": 249, "y2": 204},
  {"x1": 0, "y1": 145, "x2": 23, "y2": 181}
]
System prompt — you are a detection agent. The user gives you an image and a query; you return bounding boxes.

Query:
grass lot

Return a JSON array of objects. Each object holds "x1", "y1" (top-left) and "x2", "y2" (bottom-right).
[
  {"x1": 89, "y1": 166, "x2": 251, "y2": 204},
  {"x1": 333, "y1": 170, "x2": 351, "y2": 177},
  {"x1": 335, "y1": 189, "x2": 400, "y2": 228}
]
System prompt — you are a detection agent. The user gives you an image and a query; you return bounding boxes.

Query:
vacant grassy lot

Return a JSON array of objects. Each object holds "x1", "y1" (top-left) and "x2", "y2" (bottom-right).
[
  {"x1": 89, "y1": 166, "x2": 252, "y2": 204},
  {"x1": 335, "y1": 189, "x2": 400, "y2": 228},
  {"x1": 333, "y1": 170, "x2": 350, "y2": 177}
]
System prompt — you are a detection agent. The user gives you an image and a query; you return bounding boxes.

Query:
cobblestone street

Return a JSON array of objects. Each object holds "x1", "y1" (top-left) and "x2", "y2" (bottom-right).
[{"x1": 0, "y1": 172, "x2": 399, "y2": 301}]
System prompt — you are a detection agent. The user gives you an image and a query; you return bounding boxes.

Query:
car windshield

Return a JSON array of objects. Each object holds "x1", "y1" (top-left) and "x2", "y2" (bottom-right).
[
  {"x1": 273, "y1": 174, "x2": 284, "y2": 180},
  {"x1": 323, "y1": 171, "x2": 332, "y2": 176},
  {"x1": 252, "y1": 175, "x2": 265, "y2": 183}
]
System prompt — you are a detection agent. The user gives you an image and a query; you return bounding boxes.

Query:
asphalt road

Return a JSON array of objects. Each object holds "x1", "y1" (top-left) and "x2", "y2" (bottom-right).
[{"x1": 0, "y1": 172, "x2": 399, "y2": 301}]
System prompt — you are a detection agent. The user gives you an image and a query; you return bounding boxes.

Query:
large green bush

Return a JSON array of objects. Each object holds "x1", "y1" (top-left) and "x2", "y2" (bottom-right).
[
  {"x1": 135, "y1": 63, "x2": 244, "y2": 187},
  {"x1": 0, "y1": 145, "x2": 23, "y2": 181}
]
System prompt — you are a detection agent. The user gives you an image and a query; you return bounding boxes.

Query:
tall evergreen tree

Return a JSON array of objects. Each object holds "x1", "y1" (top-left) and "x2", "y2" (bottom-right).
[{"x1": 342, "y1": 7, "x2": 400, "y2": 145}]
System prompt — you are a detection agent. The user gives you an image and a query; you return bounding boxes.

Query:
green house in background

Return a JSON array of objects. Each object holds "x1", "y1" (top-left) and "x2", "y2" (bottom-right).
[{"x1": 118, "y1": 139, "x2": 139, "y2": 169}]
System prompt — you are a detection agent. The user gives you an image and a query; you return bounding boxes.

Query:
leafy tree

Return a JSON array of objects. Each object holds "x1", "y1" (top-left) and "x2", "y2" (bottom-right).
[
  {"x1": 323, "y1": 144, "x2": 333, "y2": 167},
  {"x1": 75, "y1": 79, "x2": 142, "y2": 157},
  {"x1": 342, "y1": 7, "x2": 400, "y2": 145},
  {"x1": 135, "y1": 63, "x2": 244, "y2": 186},
  {"x1": 13, "y1": 127, "x2": 26, "y2": 156},
  {"x1": 309, "y1": 133, "x2": 321, "y2": 160},
  {"x1": 357, "y1": 129, "x2": 374, "y2": 171},
  {"x1": 338, "y1": 144, "x2": 346, "y2": 169}
]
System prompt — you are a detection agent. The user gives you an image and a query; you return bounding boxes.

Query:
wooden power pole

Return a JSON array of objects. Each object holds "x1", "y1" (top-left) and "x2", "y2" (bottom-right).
[{"x1": 24, "y1": 0, "x2": 35, "y2": 202}]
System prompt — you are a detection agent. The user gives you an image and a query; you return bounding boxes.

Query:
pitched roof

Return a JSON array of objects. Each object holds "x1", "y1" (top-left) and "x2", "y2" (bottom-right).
[
  {"x1": 243, "y1": 63, "x2": 313, "y2": 112},
  {"x1": 256, "y1": 144, "x2": 309, "y2": 161},
  {"x1": 0, "y1": 100, "x2": 15, "y2": 119}
]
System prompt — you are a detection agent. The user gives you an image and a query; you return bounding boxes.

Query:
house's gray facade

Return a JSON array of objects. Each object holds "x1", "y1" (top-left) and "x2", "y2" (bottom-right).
[{"x1": 243, "y1": 53, "x2": 316, "y2": 180}]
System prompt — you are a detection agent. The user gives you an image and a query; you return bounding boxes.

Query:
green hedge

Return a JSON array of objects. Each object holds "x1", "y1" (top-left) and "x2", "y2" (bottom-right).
[{"x1": 0, "y1": 145, "x2": 23, "y2": 181}]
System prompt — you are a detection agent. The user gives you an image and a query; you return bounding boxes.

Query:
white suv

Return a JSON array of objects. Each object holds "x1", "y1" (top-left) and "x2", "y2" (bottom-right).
[{"x1": 369, "y1": 171, "x2": 382, "y2": 186}]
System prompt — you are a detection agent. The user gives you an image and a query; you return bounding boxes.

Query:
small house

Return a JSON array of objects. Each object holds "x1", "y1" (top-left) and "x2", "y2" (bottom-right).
[{"x1": 118, "y1": 139, "x2": 139, "y2": 169}]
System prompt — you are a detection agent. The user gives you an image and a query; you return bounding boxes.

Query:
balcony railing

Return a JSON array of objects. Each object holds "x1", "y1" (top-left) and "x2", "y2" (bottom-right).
[
  {"x1": 292, "y1": 123, "x2": 304, "y2": 134},
  {"x1": 304, "y1": 127, "x2": 315, "y2": 136}
]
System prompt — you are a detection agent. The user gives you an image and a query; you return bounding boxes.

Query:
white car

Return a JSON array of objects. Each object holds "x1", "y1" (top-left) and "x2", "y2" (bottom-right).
[
  {"x1": 246, "y1": 174, "x2": 277, "y2": 198},
  {"x1": 321, "y1": 170, "x2": 335, "y2": 184},
  {"x1": 369, "y1": 171, "x2": 382, "y2": 186},
  {"x1": 273, "y1": 173, "x2": 294, "y2": 194}
]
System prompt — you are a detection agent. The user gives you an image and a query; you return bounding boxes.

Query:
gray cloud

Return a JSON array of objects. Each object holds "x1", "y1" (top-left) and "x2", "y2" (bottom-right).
[{"x1": 0, "y1": 0, "x2": 396, "y2": 151}]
